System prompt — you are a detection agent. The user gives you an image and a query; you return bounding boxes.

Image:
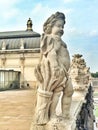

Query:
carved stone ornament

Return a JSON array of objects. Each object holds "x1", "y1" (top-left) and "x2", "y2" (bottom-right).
[
  {"x1": 34, "y1": 11, "x2": 73, "y2": 126},
  {"x1": 70, "y1": 54, "x2": 91, "y2": 90}
]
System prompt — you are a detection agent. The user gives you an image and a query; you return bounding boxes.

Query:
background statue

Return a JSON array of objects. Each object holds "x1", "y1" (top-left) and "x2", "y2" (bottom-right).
[
  {"x1": 34, "y1": 11, "x2": 73, "y2": 124},
  {"x1": 70, "y1": 54, "x2": 91, "y2": 90}
]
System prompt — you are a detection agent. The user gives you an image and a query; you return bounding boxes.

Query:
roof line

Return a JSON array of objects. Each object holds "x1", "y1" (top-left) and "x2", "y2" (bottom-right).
[{"x1": 0, "y1": 34, "x2": 40, "y2": 39}]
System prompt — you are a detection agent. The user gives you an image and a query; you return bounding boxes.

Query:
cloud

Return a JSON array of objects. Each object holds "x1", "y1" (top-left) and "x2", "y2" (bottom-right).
[
  {"x1": 3, "y1": 9, "x2": 19, "y2": 20},
  {"x1": 0, "y1": 0, "x2": 20, "y2": 20},
  {"x1": 0, "y1": 0, "x2": 28, "y2": 32},
  {"x1": 31, "y1": 3, "x2": 73, "y2": 33},
  {"x1": 89, "y1": 30, "x2": 98, "y2": 37},
  {"x1": 63, "y1": 0, "x2": 79, "y2": 3},
  {"x1": 0, "y1": 0, "x2": 20, "y2": 10},
  {"x1": 0, "y1": 1, "x2": 73, "y2": 32},
  {"x1": 31, "y1": 3, "x2": 73, "y2": 16},
  {"x1": 65, "y1": 26, "x2": 98, "y2": 40},
  {"x1": 31, "y1": 3, "x2": 42, "y2": 15},
  {"x1": 64, "y1": 26, "x2": 86, "y2": 41}
]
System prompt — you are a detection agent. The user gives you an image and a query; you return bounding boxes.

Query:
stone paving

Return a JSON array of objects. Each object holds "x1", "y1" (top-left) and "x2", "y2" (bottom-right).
[{"x1": 0, "y1": 89, "x2": 36, "y2": 130}]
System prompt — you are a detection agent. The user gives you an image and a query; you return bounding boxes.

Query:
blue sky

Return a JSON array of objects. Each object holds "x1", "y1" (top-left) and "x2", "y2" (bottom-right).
[{"x1": 0, "y1": 0, "x2": 98, "y2": 72}]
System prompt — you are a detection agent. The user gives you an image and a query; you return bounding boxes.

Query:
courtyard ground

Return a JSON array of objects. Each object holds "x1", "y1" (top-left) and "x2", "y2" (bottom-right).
[{"x1": 0, "y1": 89, "x2": 36, "y2": 130}]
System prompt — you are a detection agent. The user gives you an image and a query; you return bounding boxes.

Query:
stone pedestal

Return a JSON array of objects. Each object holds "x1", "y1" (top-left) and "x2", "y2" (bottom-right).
[
  {"x1": 30, "y1": 102, "x2": 81, "y2": 130},
  {"x1": 30, "y1": 88, "x2": 89, "y2": 130},
  {"x1": 30, "y1": 84, "x2": 95, "y2": 130},
  {"x1": 31, "y1": 120, "x2": 76, "y2": 130}
]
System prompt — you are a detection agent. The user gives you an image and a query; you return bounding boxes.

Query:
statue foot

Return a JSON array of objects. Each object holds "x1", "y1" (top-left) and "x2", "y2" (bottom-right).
[
  {"x1": 58, "y1": 113, "x2": 72, "y2": 121},
  {"x1": 49, "y1": 114, "x2": 73, "y2": 124},
  {"x1": 50, "y1": 115, "x2": 62, "y2": 123},
  {"x1": 63, "y1": 114, "x2": 70, "y2": 120}
]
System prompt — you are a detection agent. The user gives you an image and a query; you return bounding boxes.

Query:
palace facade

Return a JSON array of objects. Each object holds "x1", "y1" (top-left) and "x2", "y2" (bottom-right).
[{"x1": 0, "y1": 18, "x2": 40, "y2": 89}]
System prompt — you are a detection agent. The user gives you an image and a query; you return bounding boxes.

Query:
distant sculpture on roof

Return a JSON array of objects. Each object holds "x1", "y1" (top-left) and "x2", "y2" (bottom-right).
[
  {"x1": 27, "y1": 18, "x2": 33, "y2": 31},
  {"x1": 34, "y1": 11, "x2": 73, "y2": 124}
]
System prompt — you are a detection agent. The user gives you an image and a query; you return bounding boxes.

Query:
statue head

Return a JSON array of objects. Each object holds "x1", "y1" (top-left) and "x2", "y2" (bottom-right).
[{"x1": 43, "y1": 12, "x2": 66, "y2": 35}]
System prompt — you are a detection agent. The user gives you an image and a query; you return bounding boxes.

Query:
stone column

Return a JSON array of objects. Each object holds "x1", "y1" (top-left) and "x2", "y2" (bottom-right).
[{"x1": 20, "y1": 54, "x2": 25, "y2": 88}]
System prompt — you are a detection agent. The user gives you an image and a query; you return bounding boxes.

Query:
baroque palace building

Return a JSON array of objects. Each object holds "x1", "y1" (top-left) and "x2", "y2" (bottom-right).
[{"x1": 0, "y1": 18, "x2": 40, "y2": 89}]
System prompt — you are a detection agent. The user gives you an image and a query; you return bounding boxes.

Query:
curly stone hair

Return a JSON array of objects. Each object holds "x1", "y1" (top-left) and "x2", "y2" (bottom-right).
[{"x1": 43, "y1": 12, "x2": 66, "y2": 34}]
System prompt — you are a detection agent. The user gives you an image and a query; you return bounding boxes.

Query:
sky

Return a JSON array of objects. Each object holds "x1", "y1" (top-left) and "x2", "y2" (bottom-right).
[{"x1": 0, "y1": 0, "x2": 98, "y2": 72}]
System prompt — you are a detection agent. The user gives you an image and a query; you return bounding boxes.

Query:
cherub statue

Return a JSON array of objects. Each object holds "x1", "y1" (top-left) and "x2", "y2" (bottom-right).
[{"x1": 34, "y1": 12, "x2": 73, "y2": 124}]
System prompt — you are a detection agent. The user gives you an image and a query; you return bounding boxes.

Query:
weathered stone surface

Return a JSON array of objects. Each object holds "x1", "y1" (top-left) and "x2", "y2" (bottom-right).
[
  {"x1": 34, "y1": 11, "x2": 73, "y2": 125},
  {"x1": 30, "y1": 90, "x2": 86, "y2": 130},
  {"x1": 70, "y1": 54, "x2": 91, "y2": 91}
]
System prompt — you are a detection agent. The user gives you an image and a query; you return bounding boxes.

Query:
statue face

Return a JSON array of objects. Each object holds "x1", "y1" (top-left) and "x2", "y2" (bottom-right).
[{"x1": 51, "y1": 20, "x2": 64, "y2": 37}]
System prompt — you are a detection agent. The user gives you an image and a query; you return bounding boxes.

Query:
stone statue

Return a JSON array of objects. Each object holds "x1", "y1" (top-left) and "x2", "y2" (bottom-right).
[
  {"x1": 70, "y1": 54, "x2": 91, "y2": 90},
  {"x1": 34, "y1": 12, "x2": 73, "y2": 125}
]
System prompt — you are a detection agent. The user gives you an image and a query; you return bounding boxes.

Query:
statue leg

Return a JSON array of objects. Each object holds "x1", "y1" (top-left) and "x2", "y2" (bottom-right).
[
  {"x1": 49, "y1": 91, "x2": 61, "y2": 119},
  {"x1": 61, "y1": 78, "x2": 74, "y2": 119}
]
